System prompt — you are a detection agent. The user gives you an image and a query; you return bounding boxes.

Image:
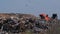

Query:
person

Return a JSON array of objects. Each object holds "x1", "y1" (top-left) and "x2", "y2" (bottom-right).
[
  {"x1": 52, "y1": 14, "x2": 57, "y2": 19},
  {"x1": 39, "y1": 14, "x2": 50, "y2": 21},
  {"x1": 39, "y1": 13, "x2": 46, "y2": 19},
  {"x1": 45, "y1": 15, "x2": 50, "y2": 21}
]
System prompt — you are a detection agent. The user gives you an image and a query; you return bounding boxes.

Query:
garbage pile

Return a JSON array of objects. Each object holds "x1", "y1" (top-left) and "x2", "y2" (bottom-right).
[{"x1": 0, "y1": 13, "x2": 58, "y2": 34}]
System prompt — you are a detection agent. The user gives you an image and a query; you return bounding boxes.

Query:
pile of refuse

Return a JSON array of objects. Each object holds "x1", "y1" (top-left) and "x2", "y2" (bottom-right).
[{"x1": 0, "y1": 13, "x2": 58, "y2": 34}]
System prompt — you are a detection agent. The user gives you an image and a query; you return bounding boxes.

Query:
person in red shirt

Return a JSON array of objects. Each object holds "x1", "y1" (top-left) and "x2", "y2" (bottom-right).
[
  {"x1": 45, "y1": 15, "x2": 50, "y2": 21},
  {"x1": 40, "y1": 14, "x2": 50, "y2": 21}
]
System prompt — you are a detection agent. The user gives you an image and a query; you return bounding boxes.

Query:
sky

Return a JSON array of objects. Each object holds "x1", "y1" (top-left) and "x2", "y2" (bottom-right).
[{"x1": 0, "y1": 0, "x2": 60, "y2": 18}]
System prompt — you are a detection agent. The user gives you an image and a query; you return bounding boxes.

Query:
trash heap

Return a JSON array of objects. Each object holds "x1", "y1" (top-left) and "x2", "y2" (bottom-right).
[{"x1": 0, "y1": 13, "x2": 58, "y2": 34}]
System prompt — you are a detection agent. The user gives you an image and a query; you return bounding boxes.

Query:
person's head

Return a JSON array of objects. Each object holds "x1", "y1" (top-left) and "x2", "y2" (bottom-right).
[
  {"x1": 39, "y1": 14, "x2": 45, "y2": 19},
  {"x1": 52, "y1": 14, "x2": 57, "y2": 19},
  {"x1": 46, "y1": 14, "x2": 48, "y2": 17}
]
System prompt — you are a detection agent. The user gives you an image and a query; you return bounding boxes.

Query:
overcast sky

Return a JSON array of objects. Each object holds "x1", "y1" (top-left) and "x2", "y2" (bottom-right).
[{"x1": 0, "y1": 0, "x2": 60, "y2": 18}]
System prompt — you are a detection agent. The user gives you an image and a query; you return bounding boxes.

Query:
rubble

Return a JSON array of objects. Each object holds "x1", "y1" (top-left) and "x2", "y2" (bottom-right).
[{"x1": 0, "y1": 13, "x2": 59, "y2": 34}]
